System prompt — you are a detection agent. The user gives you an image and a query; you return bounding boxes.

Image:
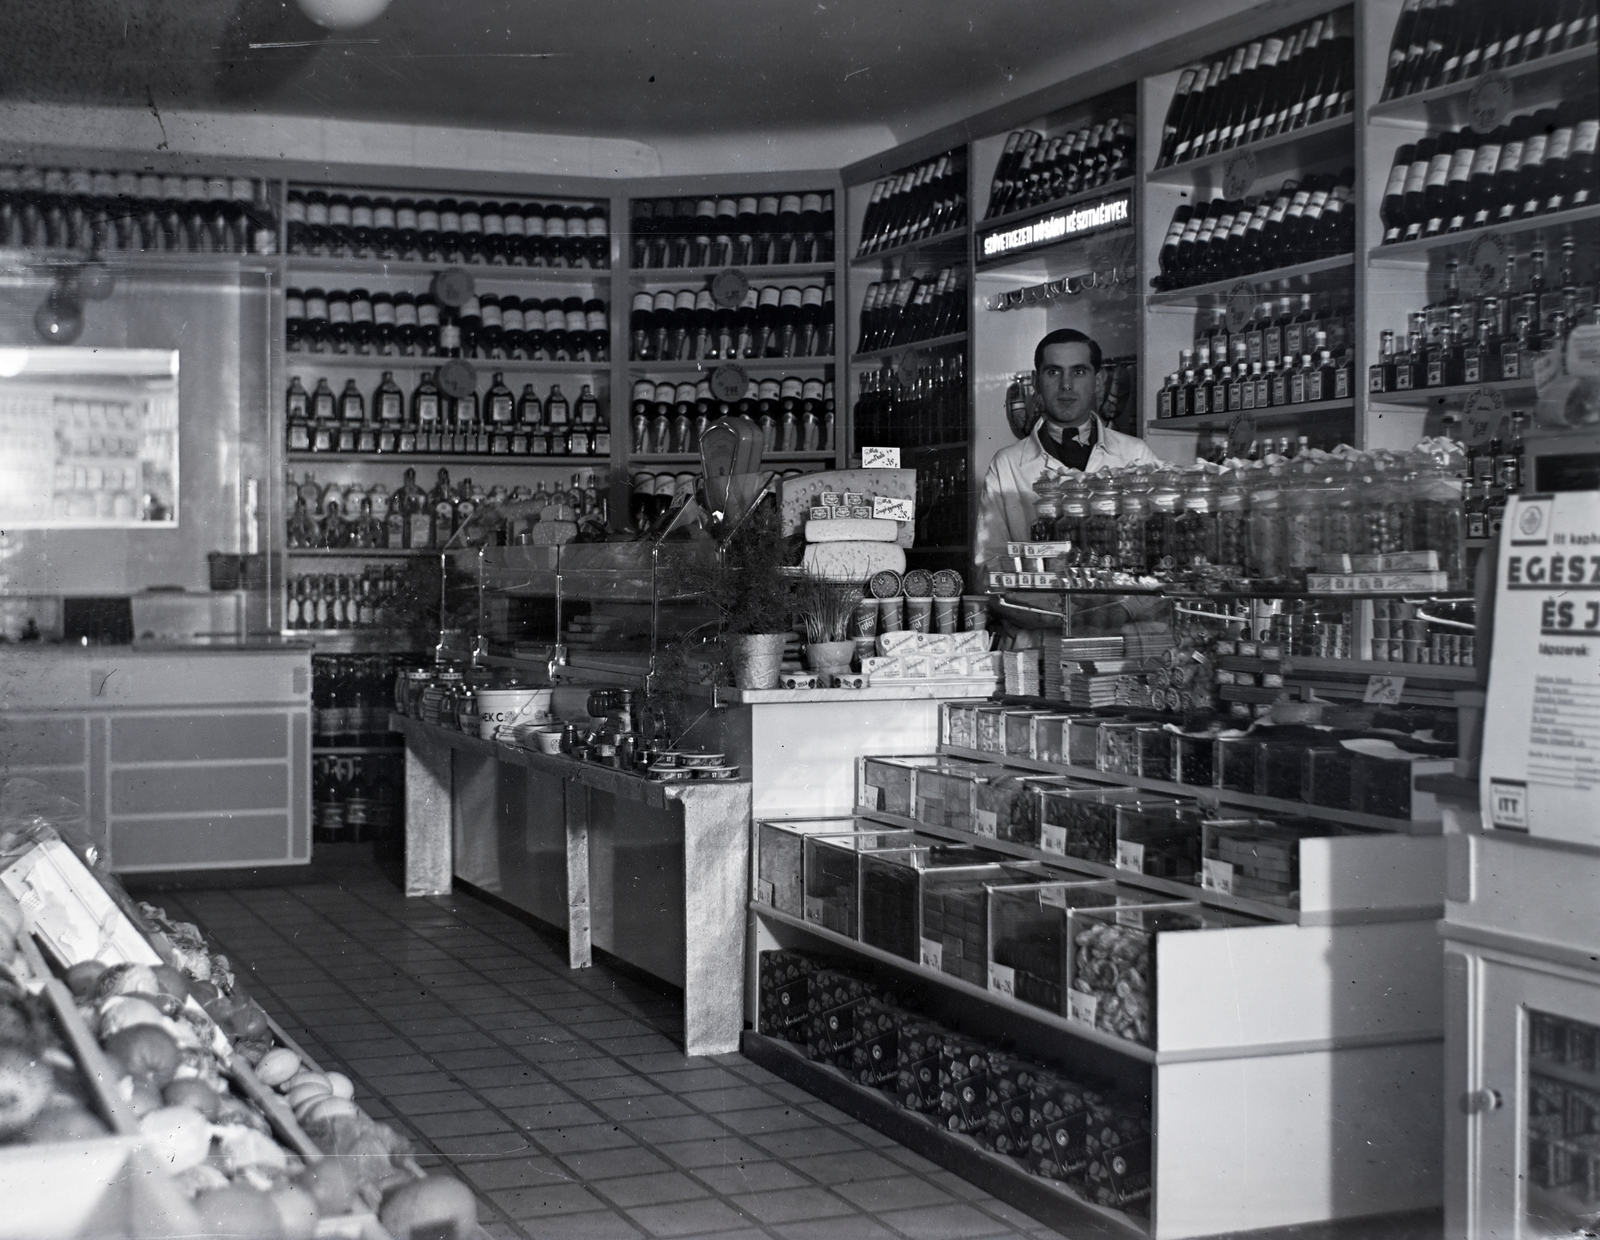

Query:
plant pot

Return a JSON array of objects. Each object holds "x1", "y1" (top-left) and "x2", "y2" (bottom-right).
[
  {"x1": 726, "y1": 632, "x2": 787, "y2": 690},
  {"x1": 806, "y1": 639, "x2": 857, "y2": 677}
]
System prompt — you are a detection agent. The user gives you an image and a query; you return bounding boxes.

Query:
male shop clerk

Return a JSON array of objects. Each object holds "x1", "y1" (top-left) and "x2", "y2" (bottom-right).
[{"x1": 975, "y1": 328, "x2": 1162, "y2": 636}]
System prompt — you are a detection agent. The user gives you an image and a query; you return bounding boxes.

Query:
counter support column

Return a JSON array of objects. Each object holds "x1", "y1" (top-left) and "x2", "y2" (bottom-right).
[
  {"x1": 565, "y1": 782, "x2": 592, "y2": 970},
  {"x1": 405, "y1": 729, "x2": 453, "y2": 897},
  {"x1": 676, "y1": 782, "x2": 750, "y2": 1056}
]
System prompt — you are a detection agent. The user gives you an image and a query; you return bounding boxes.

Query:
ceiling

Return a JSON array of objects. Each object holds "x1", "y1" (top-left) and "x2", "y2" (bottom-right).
[{"x1": 0, "y1": 0, "x2": 1196, "y2": 154}]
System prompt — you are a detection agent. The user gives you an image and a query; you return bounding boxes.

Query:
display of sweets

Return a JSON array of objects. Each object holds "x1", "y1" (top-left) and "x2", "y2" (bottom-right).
[
  {"x1": 756, "y1": 949, "x2": 817, "y2": 1044},
  {"x1": 757, "y1": 818, "x2": 859, "y2": 918}
]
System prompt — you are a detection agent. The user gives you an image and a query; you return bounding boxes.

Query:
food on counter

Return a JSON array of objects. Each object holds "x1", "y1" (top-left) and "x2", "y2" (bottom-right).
[{"x1": 1070, "y1": 917, "x2": 1155, "y2": 1045}]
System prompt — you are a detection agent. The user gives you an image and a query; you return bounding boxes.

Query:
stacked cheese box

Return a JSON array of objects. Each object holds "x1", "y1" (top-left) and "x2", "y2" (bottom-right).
[
  {"x1": 987, "y1": 540, "x2": 1074, "y2": 590},
  {"x1": 1306, "y1": 549, "x2": 1448, "y2": 594},
  {"x1": 861, "y1": 629, "x2": 1000, "y2": 687}
]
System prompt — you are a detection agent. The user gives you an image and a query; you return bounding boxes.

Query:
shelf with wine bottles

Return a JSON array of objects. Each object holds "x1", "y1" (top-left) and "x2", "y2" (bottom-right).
[
  {"x1": 1146, "y1": 115, "x2": 1354, "y2": 187},
  {"x1": 628, "y1": 451, "x2": 836, "y2": 465},
  {"x1": 1369, "y1": 201, "x2": 1600, "y2": 262},
  {"x1": 627, "y1": 358, "x2": 836, "y2": 375},
  {"x1": 1368, "y1": 44, "x2": 1598, "y2": 125},
  {"x1": 282, "y1": 354, "x2": 608, "y2": 373},
  {"x1": 284, "y1": 255, "x2": 608, "y2": 284},
  {"x1": 1149, "y1": 397, "x2": 1356, "y2": 431},
  {"x1": 1368, "y1": 378, "x2": 1538, "y2": 408},
  {"x1": 626, "y1": 262, "x2": 836, "y2": 283},
  {"x1": 1146, "y1": 255, "x2": 1354, "y2": 306},
  {"x1": 848, "y1": 228, "x2": 969, "y2": 269},
  {"x1": 287, "y1": 547, "x2": 440, "y2": 558},
  {"x1": 0, "y1": 247, "x2": 279, "y2": 275},
  {"x1": 850, "y1": 331, "x2": 968, "y2": 364},
  {"x1": 287, "y1": 451, "x2": 611, "y2": 465}
]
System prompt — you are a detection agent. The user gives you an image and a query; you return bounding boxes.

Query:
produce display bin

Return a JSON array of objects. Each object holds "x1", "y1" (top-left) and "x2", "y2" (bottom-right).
[
  {"x1": 974, "y1": 773, "x2": 1087, "y2": 846},
  {"x1": 1096, "y1": 720, "x2": 1142, "y2": 775},
  {"x1": 1115, "y1": 800, "x2": 1204, "y2": 880},
  {"x1": 803, "y1": 828, "x2": 919, "y2": 938},
  {"x1": 757, "y1": 817, "x2": 862, "y2": 917},
  {"x1": 1067, "y1": 716, "x2": 1103, "y2": 767},
  {"x1": 860, "y1": 756, "x2": 941, "y2": 817},
  {"x1": 1215, "y1": 734, "x2": 1259, "y2": 793},
  {"x1": 1174, "y1": 731, "x2": 1216, "y2": 787},
  {"x1": 1068, "y1": 903, "x2": 1258, "y2": 1047},
  {"x1": 1003, "y1": 709, "x2": 1056, "y2": 759},
  {"x1": 1039, "y1": 787, "x2": 1145, "y2": 865},
  {"x1": 1135, "y1": 726, "x2": 1175, "y2": 782},
  {"x1": 987, "y1": 880, "x2": 1173, "y2": 1016},
  {"x1": 974, "y1": 705, "x2": 1010, "y2": 754},
  {"x1": 1200, "y1": 818, "x2": 1342, "y2": 907}
]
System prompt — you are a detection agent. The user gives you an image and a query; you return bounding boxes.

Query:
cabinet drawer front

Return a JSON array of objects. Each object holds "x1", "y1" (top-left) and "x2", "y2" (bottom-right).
[
  {"x1": 111, "y1": 763, "x2": 287, "y2": 815},
  {"x1": 0, "y1": 716, "x2": 87, "y2": 768},
  {"x1": 111, "y1": 713, "x2": 288, "y2": 764},
  {"x1": 112, "y1": 813, "x2": 291, "y2": 870}
]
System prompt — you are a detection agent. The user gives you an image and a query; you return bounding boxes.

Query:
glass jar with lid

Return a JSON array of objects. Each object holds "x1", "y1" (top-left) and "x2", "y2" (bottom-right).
[
  {"x1": 1284, "y1": 460, "x2": 1327, "y2": 585},
  {"x1": 1215, "y1": 469, "x2": 1249, "y2": 568},
  {"x1": 1083, "y1": 472, "x2": 1121, "y2": 565},
  {"x1": 1056, "y1": 472, "x2": 1090, "y2": 555},
  {"x1": 1144, "y1": 469, "x2": 1183, "y2": 572},
  {"x1": 1174, "y1": 469, "x2": 1219, "y2": 567},
  {"x1": 1247, "y1": 469, "x2": 1287, "y2": 581},
  {"x1": 1409, "y1": 452, "x2": 1465, "y2": 587},
  {"x1": 1115, "y1": 471, "x2": 1153, "y2": 572},
  {"x1": 1031, "y1": 472, "x2": 1063, "y2": 543},
  {"x1": 1358, "y1": 457, "x2": 1405, "y2": 556}
]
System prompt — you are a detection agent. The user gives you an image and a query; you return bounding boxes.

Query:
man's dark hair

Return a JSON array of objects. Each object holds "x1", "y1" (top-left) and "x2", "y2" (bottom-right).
[{"x1": 1034, "y1": 328, "x2": 1103, "y2": 372}]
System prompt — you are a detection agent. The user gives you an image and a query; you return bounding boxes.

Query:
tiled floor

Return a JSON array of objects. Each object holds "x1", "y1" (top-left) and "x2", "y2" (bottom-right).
[{"x1": 142, "y1": 860, "x2": 1063, "y2": 1240}]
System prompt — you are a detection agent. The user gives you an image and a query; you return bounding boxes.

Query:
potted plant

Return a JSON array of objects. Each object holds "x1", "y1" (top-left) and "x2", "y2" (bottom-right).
[
  {"x1": 793, "y1": 576, "x2": 860, "y2": 678},
  {"x1": 668, "y1": 496, "x2": 794, "y2": 690}
]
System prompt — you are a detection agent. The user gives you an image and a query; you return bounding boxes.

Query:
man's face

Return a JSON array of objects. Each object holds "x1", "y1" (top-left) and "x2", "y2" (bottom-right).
[{"x1": 1034, "y1": 341, "x2": 1105, "y2": 432}]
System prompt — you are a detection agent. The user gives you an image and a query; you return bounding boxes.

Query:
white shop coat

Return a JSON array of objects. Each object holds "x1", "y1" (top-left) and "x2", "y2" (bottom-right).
[{"x1": 973, "y1": 421, "x2": 1161, "y2": 571}]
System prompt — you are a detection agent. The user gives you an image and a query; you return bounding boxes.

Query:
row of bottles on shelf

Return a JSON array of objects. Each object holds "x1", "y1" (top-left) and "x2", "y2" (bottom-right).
[
  {"x1": 1464, "y1": 415, "x2": 1530, "y2": 538},
  {"x1": 286, "y1": 466, "x2": 606, "y2": 552},
  {"x1": 1159, "y1": 335, "x2": 1354, "y2": 418},
  {"x1": 285, "y1": 288, "x2": 610, "y2": 362},
  {"x1": 981, "y1": 116, "x2": 1135, "y2": 219},
  {"x1": 852, "y1": 348, "x2": 967, "y2": 449},
  {"x1": 286, "y1": 191, "x2": 608, "y2": 267},
  {"x1": 914, "y1": 454, "x2": 970, "y2": 548},
  {"x1": 0, "y1": 166, "x2": 277, "y2": 255},
  {"x1": 856, "y1": 150, "x2": 968, "y2": 257},
  {"x1": 1151, "y1": 171, "x2": 1355, "y2": 290},
  {"x1": 628, "y1": 194, "x2": 834, "y2": 268},
  {"x1": 1381, "y1": 0, "x2": 1598, "y2": 103},
  {"x1": 1030, "y1": 448, "x2": 1476, "y2": 586},
  {"x1": 629, "y1": 378, "x2": 835, "y2": 456},
  {"x1": 289, "y1": 570, "x2": 402, "y2": 631},
  {"x1": 1378, "y1": 97, "x2": 1599, "y2": 245},
  {"x1": 311, "y1": 655, "x2": 405, "y2": 746},
  {"x1": 1155, "y1": 9, "x2": 1354, "y2": 169},
  {"x1": 286, "y1": 372, "x2": 609, "y2": 458},
  {"x1": 1194, "y1": 434, "x2": 1336, "y2": 465},
  {"x1": 313, "y1": 754, "x2": 399, "y2": 844},
  {"x1": 855, "y1": 267, "x2": 967, "y2": 351},
  {"x1": 1369, "y1": 244, "x2": 1597, "y2": 392},
  {"x1": 628, "y1": 284, "x2": 834, "y2": 361}
]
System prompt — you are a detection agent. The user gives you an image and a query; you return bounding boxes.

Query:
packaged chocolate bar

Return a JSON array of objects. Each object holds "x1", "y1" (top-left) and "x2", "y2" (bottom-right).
[
  {"x1": 1027, "y1": 1071, "x2": 1095, "y2": 1179},
  {"x1": 805, "y1": 966, "x2": 873, "y2": 1066},
  {"x1": 757, "y1": 949, "x2": 817, "y2": 1043},
  {"x1": 938, "y1": 1032, "x2": 991, "y2": 1134},
  {"x1": 849, "y1": 999, "x2": 901, "y2": 1092},
  {"x1": 896, "y1": 1018, "x2": 946, "y2": 1113},
  {"x1": 1075, "y1": 1099, "x2": 1153, "y2": 1213},
  {"x1": 984, "y1": 1053, "x2": 1040, "y2": 1159}
]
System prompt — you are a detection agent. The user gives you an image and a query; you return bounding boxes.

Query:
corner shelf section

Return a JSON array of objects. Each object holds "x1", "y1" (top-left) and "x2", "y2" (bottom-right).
[{"x1": 1146, "y1": 255, "x2": 1355, "y2": 306}]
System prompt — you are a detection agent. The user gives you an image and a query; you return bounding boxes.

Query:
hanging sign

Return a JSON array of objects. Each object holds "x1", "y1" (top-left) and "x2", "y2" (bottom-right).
[
  {"x1": 1226, "y1": 281, "x2": 1256, "y2": 334},
  {"x1": 1482, "y1": 490, "x2": 1600, "y2": 842},
  {"x1": 1468, "y1": 71, "x2": 1513, "y2": 131},
  {"x1": 710, "y1": 363, "x2": 749, "y2": 402},
  {"x1": 978, "y1": 193, "x2": 1132, "y2": 262},
  {"x1": 710, "y1": 269, "x2": 750, "y2": 309},
  {"x1": 1462, "y1": 386, "x2": 1507, "y2": 445},
  {"x1": 1223, "y1": 149, "x2": 1259, "y2": 198},
  {"x1": 1464, "y1": 231, "x2": 1508, "y2": 297}
]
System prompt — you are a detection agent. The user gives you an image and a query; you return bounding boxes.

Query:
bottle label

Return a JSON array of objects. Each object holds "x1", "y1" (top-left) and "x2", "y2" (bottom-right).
[
  {"x1": 1401, "y1": 159, "x2": 1430, "y2": 199},
  {"x1": 1574, "y1": 121, "x2": 1599, "y2": 157},
  {"x1": 329, "y1": 300, "x2": 352, "y2": 324},
  {"x1": 1469, "y1": 142, "x2": 1502, "y2": 181},
  {"x1": 351, "y1": 299, "x2": 373, "y2": 323},
  {"x1": 379, "y1": 393, "x2": 403, "y2": 422},
  {"x1": 1546, "y1": 127, "x2": 1574, "y2": 165},
  {"x1": 1424, "y1": 151, "x2": 1453, "y2": 190},
  {"x1": 373, "y1": 300, "x2": 396, "y2": 326}
]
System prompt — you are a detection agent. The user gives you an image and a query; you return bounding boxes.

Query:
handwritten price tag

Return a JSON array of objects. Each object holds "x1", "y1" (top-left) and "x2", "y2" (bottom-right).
[
  {"x1": 1223, "y1": 149, "x2": 1259, "y2": 199},
  {"x1": 1040, "y1": 824, "x2": 1067, "y2": 855},
  {"x1": 987, "y1": 962, "x2": 1016, "y2": 999},
  {"x1": 1039, "y1": 885, "x2": 1068, "y2": 909},
  {"x1": 861, "y1": 446, "x2": 901, "y2": 469},
  {"x1": 919, "y1": 936, "x2": 943, "y2": 970},
  {"x1": 1364, "y1": 674, "x2": 1407, "y2": 705},
  {"x1": 1067, "y1": 989, "x2": 1099, "y2": 1025},
  {"x1": 1468, "y1": 71, "x2": 1512, "y2": 131},
  {"x1": 859, "y1": 781, "x2": 884, "y2": 812},
  {"x1": 1201, "y1": 857, "x2": 1235, "y2": 896},
  {"x1": 755, "y1": 879, "x2": 774, "y2": 906},
  {"x1": 973, "y1": 809, "x2": 998, "y2": 839},
  {"x1": 804, "y1": 895, "x2": 824, "y2": 923},
  {"x1": 1116, "y1": 840, "x2": 1145, "y2": 873}
]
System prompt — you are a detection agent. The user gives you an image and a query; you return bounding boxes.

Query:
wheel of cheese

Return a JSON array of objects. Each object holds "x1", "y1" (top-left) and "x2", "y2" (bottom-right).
[
  {"x1": 805, "y1": 518, "x2": 899, "y2": 544},
  {"x1": 801, "y1": 542, "x2": 907, "y2": 581}
]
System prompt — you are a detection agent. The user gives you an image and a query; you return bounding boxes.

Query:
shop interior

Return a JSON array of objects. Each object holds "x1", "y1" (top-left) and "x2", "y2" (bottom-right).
[{"x1": 0, "y1": 1, "x2": 1598, "y2": 1237}]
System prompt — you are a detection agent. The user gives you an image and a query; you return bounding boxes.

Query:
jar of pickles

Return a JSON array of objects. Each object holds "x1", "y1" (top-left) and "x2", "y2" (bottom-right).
[
  {"x1": 1056, "y1": 472, "x2": 1089, "y2": 555},
  {"x1": 1247, "y1": 471, "x2": 1287, "y2": 581},
  {"x1": 1216, "y1": 470, "x2": 1249, "y2": 568},
  {"x1": 1174, "y1": 470, "x2": 1219, "y2": 567},
  {"x1": 1144, "y1": 470, "x2": 1182, "y2": 571},
  {"x1": 1084, "y1": 473, "x2": 1120, "y2": 564},
  {"x1": 1115, "y1": 473, "x2": 1150, "y2": 572}
]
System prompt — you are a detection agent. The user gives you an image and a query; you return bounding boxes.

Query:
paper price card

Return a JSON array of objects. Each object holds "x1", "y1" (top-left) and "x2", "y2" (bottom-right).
[
  {"x1": 987, "y1": 962, "x2": 1016, "y2": 999},
  {"x1": 1039, "y1": 886, "x2": 1068, "y2": 909},
  {"x1": 861, "y1": 446, "x2": 901, "y2": 469},
  {"x1": 804, "y1": 895, "x2": 824, "y2": 923},
  {"x1": 973, "y1": 809, "x2": 998, "y2": 839},
  {"x1": 859, "y1": 782, "x2": 883, "y2": 812},
  {"x1": 1363, "y1": 674, "x2": 1407, "y2": 705},
  {"x1": 1067, "y1": 989, "x2": 1099, "y2": 1026},
  {"x1": 919, "y1": 937, "x2": 943, "y2": 970},
  {"x1": 1201, "y1": 857, "x2": 1235, "y2": 896},
  {"x1": 1482, "y1": 491, "x2": 1600, "y2": 844},
  {"x1": 1225, "y1": 281, "x2": 1255, "y2": 334},
  {"x1": 1040, "y1": 824, "x2": 1067, "y2": 855},
  {"x1": 1115, "y1": 840, "x2": 1145, "y2": 873},
  {"x1": 755, "y1": 879, "x2": 774, "y2": 906}
]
